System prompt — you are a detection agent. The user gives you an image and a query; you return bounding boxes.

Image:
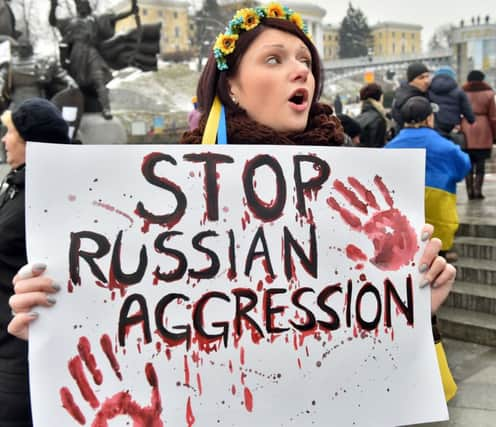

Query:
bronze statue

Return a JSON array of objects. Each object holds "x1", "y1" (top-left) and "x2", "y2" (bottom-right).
[
  {"x1": 0, "y1": 0, "x2": 19, "y2": 40},
  {"x1": 1, "y1": 34, "x2": 77, "y2": 109},
  {"x1": 49, "y1": 0, "x2": 161, "y2": 120}
]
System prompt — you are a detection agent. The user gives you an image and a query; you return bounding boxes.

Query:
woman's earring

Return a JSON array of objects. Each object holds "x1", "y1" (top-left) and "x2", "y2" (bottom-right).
[{"x1": 230, "y1": 94, "x2": 238, "y2": 106}]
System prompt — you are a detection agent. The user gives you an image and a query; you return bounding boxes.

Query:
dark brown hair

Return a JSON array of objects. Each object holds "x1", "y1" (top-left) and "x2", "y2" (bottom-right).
[
  {"x1": 196, "y1": 18, "x2": 323, "y2": 116},
  {"x1": 359, "y1": 83, "x2": 383, "y2": 101}
]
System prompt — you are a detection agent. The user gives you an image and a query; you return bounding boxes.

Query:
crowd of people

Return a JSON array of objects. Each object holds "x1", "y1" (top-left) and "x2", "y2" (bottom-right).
[{"x1": 1, "y1": 1, "x2": 495, "y2": 425}]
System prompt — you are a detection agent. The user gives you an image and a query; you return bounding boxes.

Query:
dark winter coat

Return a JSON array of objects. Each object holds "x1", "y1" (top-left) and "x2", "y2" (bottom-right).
[
  {"x1": 461, "y1": 81, "x2": 496, "y2": 150},
  {"x1": 391, "y1": 83, "x2": 428, "y2": 129},
  {"x1": 428, "y1": 74, "x2": 475, "y2": 133},
  {"x1": 0, "y1": 165, "x2": 32, "y2": 426},
  {"x1": 355, "y1": 100, "x2": 387, "y2": 147}
]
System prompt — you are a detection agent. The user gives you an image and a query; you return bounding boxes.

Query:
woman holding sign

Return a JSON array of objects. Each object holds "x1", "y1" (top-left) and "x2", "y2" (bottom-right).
[
  {"x1": 8, "y1": 2, "x2": 455, "y2": 422},
  {"x1": 178, "y1": 2, "x2": 455, "y2": 314}
]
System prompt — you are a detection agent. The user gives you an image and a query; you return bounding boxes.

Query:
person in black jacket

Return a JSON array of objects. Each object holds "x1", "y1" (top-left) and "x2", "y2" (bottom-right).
[
  {"x1": 333, "y1": 94, "x2": 343, "y2": 115},
  {"x1": 355, "y1": 83, "x2": 387, "y2": 147},
  {"x1": 428, "y1": 66, "x2": 475, "y2": 135},
  {"x1": 0, "y1": 98, "x2": 71, "y2": 427},
  {"x1": 391, "y1": 62, "x2": 431, "y2": 130}
]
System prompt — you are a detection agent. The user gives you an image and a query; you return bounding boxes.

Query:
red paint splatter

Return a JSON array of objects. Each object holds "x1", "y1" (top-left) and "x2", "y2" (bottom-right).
[
  {"x1": 93, "y1": 200, "x2": 134, "y2": 227},
  {"x1": 91, "y1": 363, "x2": 163, "y2": 426},
  {"x1": 329, "y1": 176, "x2": 418, "y2": 271},
  {"x1": 68, "y1": 356, "x2": 99, "y2": 408},
  {"x1": 333, "y1": 179, "x2": 368, "y2": 214},
  {"x1": 348, "y1": 177, "x2": 380, "y2": 210},
  {"x1": 186, "y1": 397, "x2": 195, "y2": 427},
  {"x1": 244, "y1": 387, "x2": 254, "y2": 412},
  {"x1": 346, "y1": 245, "x2": 367, "y2": 262},
  {"x1": 196, "y1": 373, "x2": 203, "y2": 396},
  {"x1": 327, "y1": 196, "x2": 362, "y2": 229},
  {"x1": 77, "y1": 337, "x2": 103, "y2": 385},
  {"x1": 374, "y1": 175, "x2": 394, "y2": 208},
  {"x1": 364, "y1": 209, "x2": 417, "y2": 270},
  {"x1": 262, "y1": 259, "x2": 275, "y2": 283},
  {"x1": 60, "y1": 387, "x2": 85, "y2": 425},
  {"x1": 241, "y1": 210, "x2": 251, "y2": 230},
  {"x1": 100, "y1": 334, "x2": 122, "y2": 381},
  {"x1": 184, "y1": 355, "x2": 190, "y2": 386},
  {"x1": 256, "y1": 280, "x2": 264, "y2": 292}
]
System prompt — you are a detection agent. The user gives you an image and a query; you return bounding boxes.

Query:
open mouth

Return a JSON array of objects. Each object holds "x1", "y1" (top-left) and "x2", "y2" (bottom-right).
[{"x1": 289, "y1": 89, "x2": 308, "y2": 106}]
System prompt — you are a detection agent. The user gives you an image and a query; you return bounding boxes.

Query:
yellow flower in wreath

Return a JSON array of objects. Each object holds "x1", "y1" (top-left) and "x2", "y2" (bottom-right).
[
  {"x1": 289, "y1": 12, "x2": 304, "y2": 31},
  {"x1": 236, "y1": 8, "x2": 260, "y2": 31},
  {"x1": 214, "y1": 33, "x2": 239, "y2": 55},
  {"x1": 266, "y1": 2, "x2": 285, "y2": 19}
]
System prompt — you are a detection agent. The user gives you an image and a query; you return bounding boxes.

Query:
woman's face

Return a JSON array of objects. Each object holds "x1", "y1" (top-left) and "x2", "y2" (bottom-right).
[
  {"x1": 228, "y1": 28, "x2": 315, "y2": 133},
  {"x1": 1, "y1": 122, "x2": 26, "y2": 169}
]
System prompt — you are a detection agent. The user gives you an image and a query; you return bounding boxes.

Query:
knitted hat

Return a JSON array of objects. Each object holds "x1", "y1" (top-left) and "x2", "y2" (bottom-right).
[
  {"x1": 359, "y1": 83, "x2": 383, "y2": 101},
  {"x1": 407, "y1": 62, "x2": 429, "y2": 82},
  {"x1": 11, "y1": 98, "x2": 70, "y2": 144},
  {"x1": 400, "y1": 96, "x2": 439, "y2": 124},
  {"x1": 467, "y1": 70, "x2": 485, "y2": 82},
  {"x1": 435, "y1": 66, "x2": 456, "y2": 80}
]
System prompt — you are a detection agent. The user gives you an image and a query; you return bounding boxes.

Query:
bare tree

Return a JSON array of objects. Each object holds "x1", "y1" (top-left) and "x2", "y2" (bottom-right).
[{"x1": 428, "y1": 24, "x2": 455, "y2": 51}]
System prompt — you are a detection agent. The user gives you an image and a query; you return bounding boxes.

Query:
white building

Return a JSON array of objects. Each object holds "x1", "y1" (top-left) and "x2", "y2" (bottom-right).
[{"x1": 284, "y1": 2, "x2": 327, "y2": 56}]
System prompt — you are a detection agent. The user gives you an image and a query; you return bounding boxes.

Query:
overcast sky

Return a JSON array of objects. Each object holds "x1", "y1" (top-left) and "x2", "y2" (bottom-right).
[
  {"x1": 13, "y1": 0, "x2": 496, "y2": 54},
  {"x1": 314, "y1": 0, "x2": 494, "y2": 49}
]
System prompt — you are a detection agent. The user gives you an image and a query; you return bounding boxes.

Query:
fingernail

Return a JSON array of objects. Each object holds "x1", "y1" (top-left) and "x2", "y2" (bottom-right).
[
  {"x1": 51, "y1": 282, "x2": 61, "y2": 292},
  {"x1": 421, "y1": 231, "x2": 430, "y2": 241},
  {"x1": 32, "y1": 262, "x2": 47, "y2": 272},
  {"x1": 47, "y1": 296, "x2": 57, "y2": 305},
  {"x1": 419, "y1": 263, "x2": 428, "y2": 273},
  {"x1": 420, "y1": 279, "x2": 431, "y2": 288},
  {"x1": 27, "y1": 311, "x2": 39, "y2": 319}
]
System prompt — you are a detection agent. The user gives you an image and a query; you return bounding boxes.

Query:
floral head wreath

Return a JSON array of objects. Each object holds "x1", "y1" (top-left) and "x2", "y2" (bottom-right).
[{"x1": 213, "y1": 2, "x2": 312, "y2": 71}]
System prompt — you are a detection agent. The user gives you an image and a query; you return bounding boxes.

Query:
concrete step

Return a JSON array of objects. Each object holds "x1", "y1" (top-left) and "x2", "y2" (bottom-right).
[
  {"x1": 453, "y1": 236, "x2": 496, "y2": 261},
  {"x1": 457, "y1": 222, "x2": 496, "y2": 239},
  {"x1": 437, "y1": 306, "x2": 496, "y2": 347},
  {"x1": 452, "y1": 257, "x2": 496, "y2": 285},
  {"x1": 445, "y1": 281, "x2": 496, "y2": 314}
]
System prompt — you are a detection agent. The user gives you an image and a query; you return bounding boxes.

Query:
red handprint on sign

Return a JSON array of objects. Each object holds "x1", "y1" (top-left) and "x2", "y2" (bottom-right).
[
  {"x1": 327, "y1": 175, "x2": 418, "y2": 271},
  {"x1": 59, "y1": 335, "x2": 163, "y2": 426}
]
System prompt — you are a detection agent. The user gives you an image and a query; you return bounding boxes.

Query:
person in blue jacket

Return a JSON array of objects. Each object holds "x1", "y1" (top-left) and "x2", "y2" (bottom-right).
[
  {"x1": 428, "y1": 66, "x2": 475, "y2": 135},
  {"x1": 386, "y1": 96, "x2": 471, "y2": 257}
]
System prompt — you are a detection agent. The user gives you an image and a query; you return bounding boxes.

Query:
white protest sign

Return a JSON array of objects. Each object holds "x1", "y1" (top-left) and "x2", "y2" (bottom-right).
[{"x1": 26, "y1": 143, "x2": 447, "y2": 427}]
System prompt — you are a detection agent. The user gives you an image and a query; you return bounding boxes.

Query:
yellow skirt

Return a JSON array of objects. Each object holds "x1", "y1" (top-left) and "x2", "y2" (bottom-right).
[{"x1": 435, "y1": 341, "x2": 458, "y2": 401}]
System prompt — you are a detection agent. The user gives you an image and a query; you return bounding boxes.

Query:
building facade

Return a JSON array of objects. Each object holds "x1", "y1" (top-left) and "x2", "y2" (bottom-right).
[
  {"x1": 371, "y1": 22, "x2": 422, "y2": 57},
  {"x1": 451, "y1": 21, "x2": 496, "y2": 86},
  {"x1": 284, "y1": 2, "x2": 326, "y2": 56},
  {"x1": 113, "y1": 0, "x2": 190, "y2": 57},
  {"x1": 322, "y1": 24, "x2": 339, "y2": 61}
]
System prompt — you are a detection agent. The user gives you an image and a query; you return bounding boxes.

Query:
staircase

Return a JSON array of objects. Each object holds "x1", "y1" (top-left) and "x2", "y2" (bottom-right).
[{"x1": 437, "y1": 157, "x2": 496, "y2": 347}]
